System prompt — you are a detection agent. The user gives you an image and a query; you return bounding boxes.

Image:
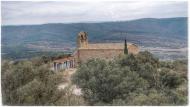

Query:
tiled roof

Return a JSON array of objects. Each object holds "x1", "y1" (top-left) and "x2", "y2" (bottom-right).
[{"x1": 53, "y1": 57, "x2": 74, "y2": 63}]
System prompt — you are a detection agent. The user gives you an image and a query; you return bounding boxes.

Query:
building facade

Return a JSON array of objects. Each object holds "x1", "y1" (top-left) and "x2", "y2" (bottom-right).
[
  {"x1": 53, "y1": 31, "x2": 139, "y2": 71},
  {"x1": 73, "y1": 31, "x2": 139, "y2": 64},
  {"x1": 53, "y1": 57, "x2": 75, "y2": 71}
]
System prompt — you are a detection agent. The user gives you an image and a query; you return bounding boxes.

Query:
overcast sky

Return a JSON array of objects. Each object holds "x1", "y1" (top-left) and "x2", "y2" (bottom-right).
[{"x1": 2, "y1": 1, "x2": 188, "y2": 25}]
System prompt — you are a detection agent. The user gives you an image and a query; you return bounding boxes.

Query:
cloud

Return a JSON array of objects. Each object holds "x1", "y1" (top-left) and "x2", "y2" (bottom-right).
[{"x1": 1, "y1": 1, "x2": 188, "y2": 25}]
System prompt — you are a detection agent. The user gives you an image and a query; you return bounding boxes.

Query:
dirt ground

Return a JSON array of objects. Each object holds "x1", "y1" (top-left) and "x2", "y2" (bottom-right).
[{"x1": 58, "y1": 68, "x2": 82, "y2": 96}]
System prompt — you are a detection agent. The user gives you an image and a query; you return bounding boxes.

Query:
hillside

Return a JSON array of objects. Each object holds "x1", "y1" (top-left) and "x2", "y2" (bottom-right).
[
  {"x1": 2, "y1": 51, "x2": 187, "y2": 105},
  {"x1": 1, "y1": 17, "x2": 187, "y2": 60}
]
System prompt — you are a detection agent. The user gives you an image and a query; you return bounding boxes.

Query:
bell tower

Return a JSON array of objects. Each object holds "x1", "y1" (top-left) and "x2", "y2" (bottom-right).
[{"x1": 77, "y1": 31, "x2": 88, "y2": 48}]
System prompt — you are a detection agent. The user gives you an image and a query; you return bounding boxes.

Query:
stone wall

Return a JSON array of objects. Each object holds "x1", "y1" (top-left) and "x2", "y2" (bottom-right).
[
  {"x1": 77, "y1": 49, "x2": 123, "y2": 63},
  {"x1": 75, "y1": 45, "x2": 139, "y2": 63},
  {"x1": 128, "y1": 44, "x2": 139, "y2": 54},
  {"x1": 73, "y1": 42, "x2": 139, "y2": 66}
]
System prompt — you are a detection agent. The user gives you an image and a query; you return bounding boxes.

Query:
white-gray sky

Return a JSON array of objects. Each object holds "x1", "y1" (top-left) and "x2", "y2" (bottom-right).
[{"x1": 1, "y1": 1, "x2": 188, "y2": 25}]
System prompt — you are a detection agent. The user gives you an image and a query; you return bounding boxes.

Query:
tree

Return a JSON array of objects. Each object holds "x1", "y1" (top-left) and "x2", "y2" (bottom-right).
[
  {"x1": 72, "y1": 51, "x2": 187, "y2": 105},
  {"x1": 72, "y1": 58, "x2": 148, "y2": 105},
  {"x1": 2, "y1": 51, "x2": 187, "y2": 106},
  {"x1": 2, "y1": 59, "x2": 67, "y2": 105},
  {"x1": 124, "y1": 39, "x2": 128, "y2": 55}
]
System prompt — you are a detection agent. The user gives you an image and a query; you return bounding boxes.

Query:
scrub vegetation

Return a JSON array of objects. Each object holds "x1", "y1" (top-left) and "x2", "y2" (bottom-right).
[
  {"x1": 2, "y1": 51, "x2": 187, "y2": 105},
  {"x1": 72, "y1": 51, "x2": 187, "y2": 105}
]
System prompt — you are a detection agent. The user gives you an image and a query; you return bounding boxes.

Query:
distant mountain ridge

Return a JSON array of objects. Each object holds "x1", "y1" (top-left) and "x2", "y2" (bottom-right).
[
  {"x1": 1, "y1": 17, "x2": 188, "y2": 60},
  {"x1": 2, "y1": 17, "x2": 187, "y2": 43}
]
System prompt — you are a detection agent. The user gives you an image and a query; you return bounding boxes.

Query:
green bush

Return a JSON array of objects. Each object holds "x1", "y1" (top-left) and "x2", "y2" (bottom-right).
[
  {"x1": 72, "y1": 51, "x2": 188, "y2": 105},
  {"x1": 2, "y1": 51, "x2": 187, "y2": 106},
  {"x1": 1, "y1": 58, "x2": 85, "y2": 106}
]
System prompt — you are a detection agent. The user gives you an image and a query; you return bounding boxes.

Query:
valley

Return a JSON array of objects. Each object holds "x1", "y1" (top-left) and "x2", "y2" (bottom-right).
[{"x1": 1, "y1": 17, "x2": 187, "y2": 60}]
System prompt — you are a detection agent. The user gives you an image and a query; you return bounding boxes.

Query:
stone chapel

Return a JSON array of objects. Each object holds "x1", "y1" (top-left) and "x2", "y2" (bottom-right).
[{"x1": 53, "y1": 31, "x2": 139, "y2": 71}]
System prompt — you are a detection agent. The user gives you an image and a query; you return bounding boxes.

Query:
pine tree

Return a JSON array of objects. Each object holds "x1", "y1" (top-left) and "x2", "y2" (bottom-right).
[{"x1": 124, "y1": 39, "x2": 128, "y2": 54}]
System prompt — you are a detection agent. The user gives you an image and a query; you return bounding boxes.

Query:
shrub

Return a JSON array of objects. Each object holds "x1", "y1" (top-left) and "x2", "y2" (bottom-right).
[{"x1": 72, "y1": 51, "x2": 187, "y2": 105}]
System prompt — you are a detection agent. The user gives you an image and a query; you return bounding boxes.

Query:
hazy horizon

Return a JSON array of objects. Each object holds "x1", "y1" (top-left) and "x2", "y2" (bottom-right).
[
  {"x1": 2, "y1": 1, "x2": 187, "y2": 25},
  {"x1": 2, "y1": 16, "x2": 187, "y2": 26}
]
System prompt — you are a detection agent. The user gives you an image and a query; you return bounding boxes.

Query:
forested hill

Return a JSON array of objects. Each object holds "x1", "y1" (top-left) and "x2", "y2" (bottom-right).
[
  {"x1": 2, "y1": 17, "x2": 187, "y2": 45},
  {"x1": 1, "y1": 17, "x2": 188, "y2": 60}
]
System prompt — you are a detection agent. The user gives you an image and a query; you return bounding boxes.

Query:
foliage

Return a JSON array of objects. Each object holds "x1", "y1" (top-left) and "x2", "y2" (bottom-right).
[
  {"x1": 1, "y1": 58, "x2": 85, "y2": 106},
  {"x1": 72, "y1": 51, "x2": 187, "y2": 105},
  {"x1": 124, "y1": 39, "x2": 128, "y2": 54},
  {"x1": 2, "y1": 51, "x2": 187, "y2": 106}
]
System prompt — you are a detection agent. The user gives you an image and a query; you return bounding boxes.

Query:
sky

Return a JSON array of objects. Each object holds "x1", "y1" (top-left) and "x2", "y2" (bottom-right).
[{"x1": 1, "y1": 1, "x2": 188, "y2": 25}]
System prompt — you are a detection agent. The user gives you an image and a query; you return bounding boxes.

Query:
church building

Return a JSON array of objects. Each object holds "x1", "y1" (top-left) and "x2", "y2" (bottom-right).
[{"x1": 53, "y1": 31, "x2": 139, "y2": 71}]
